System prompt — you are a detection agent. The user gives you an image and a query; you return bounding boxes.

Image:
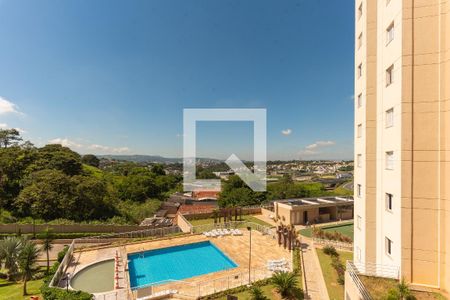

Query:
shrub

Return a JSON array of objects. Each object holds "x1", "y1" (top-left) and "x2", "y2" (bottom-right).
[
  {"x1": 322, "y1": 245, "x2": 338, "y2": 257},
  {"x1": 331, "y1": 256, "x2": 345, "y2": 285},
  {"x1": 57, "y1": 245, "x2": 69, "y2": 263},
  {"x1": 40, "y1": 285, "x2": 93, "y2": 300}
]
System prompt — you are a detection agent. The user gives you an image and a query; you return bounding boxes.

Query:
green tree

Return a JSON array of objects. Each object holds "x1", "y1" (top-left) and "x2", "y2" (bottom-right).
[
  {"x1": 18, "y1": 240, "x2": 40, "y2": 295},
  {"x1": 0, "y1": 145, "x2": 37, "y2": 207},
  {"x1": 150, "y1": 164, "x2": 166, "y2": 176},
  {"x1": 218, "y1": 175, "x2": 265, "y2": 207},
  {"x1": 271, "y1": 271, "x2": 299, "y2": 299},
  {"x1": 248, "y1": 285, "x2": 269, "y2": 300},
  {"x1": 0, "y1": 128, "x2": 22, "y2": 148},
  {"x1": 15, "y1": 169, "x2": 73, "y2": 220},
  {"x1": 40, "y1": 228, "x2": 54, "y2": 274},
  {"x1": 81, "y1": 154, "x2": 100, "y2": 168},
  {"x1": 28, "y1": 144, "x2": 82, "y2": 176},
  {"x1": 70, "y1": 175, "x2": 114, "y2": 221},
  {"x1": 0, "y1": 236, "x2": 23, "y2": 280}
]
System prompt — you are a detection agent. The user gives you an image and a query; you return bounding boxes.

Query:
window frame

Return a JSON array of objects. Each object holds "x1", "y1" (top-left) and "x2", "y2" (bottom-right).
[
  {"x1": 358, "y1": 63, "x2": 363, "y2": 78},
  {"x1": 386, "y1": 193, "x2": 393, "y2": 212},
  {"x1": 357, "y1": 154, "x2": 362, "y2": 168},
  {"x1": 357, "y1": 124, "x2": 363, "y2": 138},
  {"x1": 386, "y1": 22, "x2": 395, "y2": 45},
  {"x1": 358, "y1": 3, "x2": 363, "y2": 20},
  {"x1": 385, "y1": 108, "x2": 394, "y2": 128},
  {"x1": 386, "y1": 65, "x2": 394, "y2": 86},
  {"x1": 385, "y1": 237, "x2": 393, "y2": 256},
  {"x1": 357, "y1": 93, "x2": 363, "y2": 108},
  {"x1": 385, "y1": 151, "x2": 394, "y2": 170},
  {"x1": 357, "y1": 184, "x2": 362, "y2": 198},
  {"x1": 358, "y1": 32, "x2": 363, "y2": 49}
]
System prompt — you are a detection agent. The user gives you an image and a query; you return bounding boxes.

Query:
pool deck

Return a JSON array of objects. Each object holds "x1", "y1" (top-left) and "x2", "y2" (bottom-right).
[{"x1": 65, "y1": 231, "x2": 291, "y2": 299}]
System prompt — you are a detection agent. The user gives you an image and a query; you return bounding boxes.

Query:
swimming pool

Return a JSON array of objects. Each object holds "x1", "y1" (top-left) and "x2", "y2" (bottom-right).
[
  {"x1": 128, "y1": 241, "x2": 237, "y2": 289},
  {"x1": 70, "y1": 259, "x2": 114, "y2": 293}
]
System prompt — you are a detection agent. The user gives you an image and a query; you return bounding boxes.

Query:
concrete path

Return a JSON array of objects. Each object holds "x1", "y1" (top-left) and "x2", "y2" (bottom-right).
[{"x1": 300, "y1": 237, "x2": 330, "y2": 300}]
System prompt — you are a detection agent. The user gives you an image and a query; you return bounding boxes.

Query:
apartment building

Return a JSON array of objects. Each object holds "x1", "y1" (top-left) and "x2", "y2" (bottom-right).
[{"x1": 354, "y1": 0, "x2": 450, "y2": 292}]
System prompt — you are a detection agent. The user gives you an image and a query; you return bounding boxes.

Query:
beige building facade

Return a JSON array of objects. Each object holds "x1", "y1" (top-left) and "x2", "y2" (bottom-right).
[
  {"x1": 354, "y1": 0, "x2": 450, "y2": 292},
  {"x1": 273, "y1": 197, "x2": 354, "y2": 226}
]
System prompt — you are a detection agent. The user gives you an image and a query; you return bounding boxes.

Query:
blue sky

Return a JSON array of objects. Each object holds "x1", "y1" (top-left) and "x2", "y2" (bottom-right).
[{"x1": 0, "y1": 0, "x2": 355, "y2": 160}]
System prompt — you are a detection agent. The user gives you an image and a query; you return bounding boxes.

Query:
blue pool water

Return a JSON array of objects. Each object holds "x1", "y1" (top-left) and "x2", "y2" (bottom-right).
[{"x1": 128, "y1": 241, "x2": 237, "y2": 289}]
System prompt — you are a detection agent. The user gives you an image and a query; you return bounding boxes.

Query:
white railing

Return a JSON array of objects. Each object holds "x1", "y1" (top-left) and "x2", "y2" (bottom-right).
[
  {"x1": 48, "y1": 239, "x2": 75, "y2": 287},
  {"x1": 350, "y1": 261, "x2": 400, "y2": 279},
  {"x1": 347, "y1": 261, "x2": 373, "y2": 300},
  {"x1": 133, "y1": 264, "x2": 291, "y2": 299},
  {"x1": 49, "y1": 226, "x2": 182, "y2": 289}
]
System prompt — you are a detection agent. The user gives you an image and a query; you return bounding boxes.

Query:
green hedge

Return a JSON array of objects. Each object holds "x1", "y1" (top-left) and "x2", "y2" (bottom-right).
[{"x1": 40, "y1": 248, "x2": 93, "y2": 300}]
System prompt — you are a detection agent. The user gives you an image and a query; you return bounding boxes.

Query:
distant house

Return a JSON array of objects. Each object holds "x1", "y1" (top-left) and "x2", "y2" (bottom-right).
[{"x1": 191, "y1": 190, "x2": 220, "y2": 201}]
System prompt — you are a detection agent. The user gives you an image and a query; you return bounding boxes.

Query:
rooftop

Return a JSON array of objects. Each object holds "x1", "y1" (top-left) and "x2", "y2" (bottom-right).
[{"x1": 275, "y1": 196, "x2": 354, "y2": 207}]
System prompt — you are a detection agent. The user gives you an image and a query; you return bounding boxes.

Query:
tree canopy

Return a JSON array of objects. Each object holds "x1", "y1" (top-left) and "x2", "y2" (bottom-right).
[{"x1": 0, "y1": 132, "x2": 181, "y2": 223}]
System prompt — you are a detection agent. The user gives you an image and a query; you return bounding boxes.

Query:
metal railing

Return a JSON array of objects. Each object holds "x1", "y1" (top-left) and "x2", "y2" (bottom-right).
[
  {"x1": 347, "y1": 261, "x2": 373, "y2": 300},
  {"x1": 48, "y1": 239, "x2": 75, "y2": 288},
  {"x1": 350, "y1": 261, "x2": 400, "y2": 279},
  {"x1": 346, "y1": 261, "x2": 400, "y2": 300},
  {"x1": 49, "y1": 226, "x2": 182, "y2": 290},
  {"x1": 133, "y1": 264, "x2": 292, "y2": 299}
]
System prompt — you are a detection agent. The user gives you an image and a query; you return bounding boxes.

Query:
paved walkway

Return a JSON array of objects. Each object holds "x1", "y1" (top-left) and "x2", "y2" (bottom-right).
[{"x1": 300, "y1": 237, "x2": 330, "y2": 300}]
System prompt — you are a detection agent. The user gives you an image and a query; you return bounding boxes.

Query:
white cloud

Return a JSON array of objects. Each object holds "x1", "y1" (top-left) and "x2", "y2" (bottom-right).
[
  {"x1": 0, "y1": 96, "x2": 21, "y2": 114},
  {"x1": 49, "y1": 138, "x2": 131, "y2": 154},
  {"x1": 48, "y1": 138, "x2": 82, "y2": 148},
  {"x1": 305, "y1": 140, "x2": 335, "y2": 150},
  {"x1": 87, "y1": 144, "x2": 130, "y2": 153},
  {"x1": 281, "y1": 129, "x2": 292, "y2": 136},
  {"x1": 0, "y1": 123, "x2": 26, "y2": 133},
  {"x1": 299, "y1": 140, "x2": 336, "y2": 156}
]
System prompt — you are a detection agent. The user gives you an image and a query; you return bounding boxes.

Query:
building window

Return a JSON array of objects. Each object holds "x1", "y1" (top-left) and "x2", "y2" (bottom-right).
[
  {"x1": 358, "y1": 3, "x2": 363, "y2": 20},
  {"x1": 386, "y1": 151, "x2": 394, "y2": 170},
  {"x1": 386, "y1": 22, "x2": 394, "y2": 45},
  {"x1": 386, "y1": 65, "x2": 394, "y2": 86},
  {"x1": 357, "y1": 93, "x2": 363, "y2": 108},
  {"x1": 357, "y1": 124, "x2": 362, "y2": 138},
  {"x1": 358, "y1": 63, "x2": 363, "y2": 78},
  {"x1": 357, "y1": 215, "x2": 362, "y2": 229},
  {"x1": 386, "y1": 193, "x2": 393, "y2": 211},
  {"x1": 386, "y1": 108, "x2": 394, "y2": 128},
  {"x1": 356, "y1": 246, "x2": 362, "y2": 262},
  {"x1": 385, "y1": 237, "x2": 393, "y2": 256},
  {"x1": 357, "y1": 184, "x2": 362, "y2": 197},
  {"x1": 357, "y1": 154, "x2": 362, "y2": 167},
  {"x1": 358, "y1": 32, "x2": 363, "y2": 49}
]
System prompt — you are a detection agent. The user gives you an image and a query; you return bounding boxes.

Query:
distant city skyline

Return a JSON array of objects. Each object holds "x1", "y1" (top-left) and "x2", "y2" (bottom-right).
[{"x1": 0, "y1": 0, "x2": 355, "y2": 160}]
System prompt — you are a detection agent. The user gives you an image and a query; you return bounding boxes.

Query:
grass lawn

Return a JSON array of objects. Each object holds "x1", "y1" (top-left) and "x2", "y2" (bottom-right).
[
  {"x1": 359, "y1": 276, "x2": 447, "y2": 300},
  {"x1": 299, "y1": 222, "x2": 353, "y2": 240},
  {"x1": 0, "y1": 278, "x2": 43, "y2": 300},
  {"x1": 316, "y1": 249, "x2": 353, "y2": 300},
  {"x1": 188, "y1": 215, "x2": 273, "y2": 227}
]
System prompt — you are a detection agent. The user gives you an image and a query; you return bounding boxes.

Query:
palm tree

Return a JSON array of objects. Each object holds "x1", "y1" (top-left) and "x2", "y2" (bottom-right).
[
  {"x1": 0, "y1": 236, "x2": 23, "y2": 280},
  {"x1": 271, "y1": 271, "x2": 299, "y2": 299},
  {"x1": 249, "y1": 285, "x2": 268, "y2": 300},
  {"x1": 385, "y1": 278, "x2": 416, "y2": 300},
  {"x1": 40, "y1": 228, "x2": 54, "y2": 274},
  {"x1": 18, "y1": 241, "x2": 40, "y2": 295}
]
